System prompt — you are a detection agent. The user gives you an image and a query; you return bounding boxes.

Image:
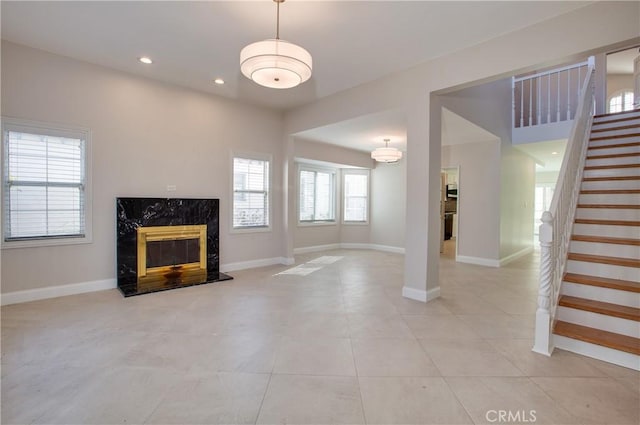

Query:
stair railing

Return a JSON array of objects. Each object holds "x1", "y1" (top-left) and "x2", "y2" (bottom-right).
[{"x1": 533, "y1": 56, "x2": 595, "y2": 356}]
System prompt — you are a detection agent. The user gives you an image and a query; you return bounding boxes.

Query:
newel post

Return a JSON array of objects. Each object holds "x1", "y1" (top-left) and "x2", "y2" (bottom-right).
[{"x1": 533, "y1": 211, "x2": 554, "y2": 356}]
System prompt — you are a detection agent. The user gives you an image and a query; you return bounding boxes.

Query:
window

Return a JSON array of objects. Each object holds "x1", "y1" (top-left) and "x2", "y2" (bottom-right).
[
  {"x1": 233, "y1": 155, "x2": 270, "y2": 229},
  {"x1": 2, "y1": 119, "x2": 91, "y2": 247},
  {"x1": 299, "y1": 166, "x2": 336, "y2": 223},
  {"x1": 608, "y1": 90, "x2": 634, "y2": 113},
  {"x1": 343, "y1": 171, "x2": 368, "y2": 223}
]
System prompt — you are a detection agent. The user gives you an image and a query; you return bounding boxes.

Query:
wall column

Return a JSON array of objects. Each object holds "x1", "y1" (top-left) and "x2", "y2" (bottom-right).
[{"x1": 402, "y1": 92, "x2": 441, "y2": 302}]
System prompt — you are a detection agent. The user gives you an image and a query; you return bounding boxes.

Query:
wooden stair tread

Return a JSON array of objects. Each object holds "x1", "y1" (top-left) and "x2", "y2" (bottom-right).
[
  {"x1": 577, "y1": 204, "x2": 640, "y2": 209},
  {"x1": 588, "y1": 141, "x2": 640, "y2": 150},
  {"x1": 554, "y1": 321, "x2": 640, "y2": 355},
  {"x1": 591, "y1": 125, "x2": 640, "y2": 134},
  {"x1": 584, "y1": 163, "x2": 640, "y2": 170},
  {"x1": 590, "y1": 133, "x2": 640, "y2": 142},
  {"x1": 559, "y1": 295, "x2": 640, "y2": 322},
  {"x1": 572, "y1": 234, "x2": 640, "y2": 246},
  {"x1": 564, "y1": 273, "x2": 640, "y2": 293},
  {"x1": 567, "y1": 252, "x2": 640, "y2": 268},
  {"x1": 580, "y1": 189, "x2": 640, "y2": 194},
  {"x1": 574, "y1": 218, "x2": 640, "y2": 226},
  {"x1": 582, "y1": 176, "x2": 640, "y2": 182},
  {"x1": 586, "y1": 152, "x2": 640, "y2": 160},
  {"x1": 592, "y1": 115, "x2": 640, "y2": 126}
]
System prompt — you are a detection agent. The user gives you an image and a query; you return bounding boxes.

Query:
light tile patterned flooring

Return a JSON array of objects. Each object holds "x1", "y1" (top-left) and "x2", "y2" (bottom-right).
[{"x1": 2, "y1": 248, "x2": 639, "y2": 424}]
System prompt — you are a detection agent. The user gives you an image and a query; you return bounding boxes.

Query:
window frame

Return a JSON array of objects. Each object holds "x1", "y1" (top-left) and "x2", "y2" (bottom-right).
[
  {"x1": 342, "y1": 169, "x2": 370, "y2": 225},
  {"x1": 607, "y1": 89, "x2": 634, "y2": 114},
  {"x1": 297, "y1": 164, "x2": 337, "y2": 226},
  {"x1": 1, "y1": 117, "x2": 93, "y2": 249},
  {"x1": 231, "y1": 152, "x2": 272, "y2": 233}
]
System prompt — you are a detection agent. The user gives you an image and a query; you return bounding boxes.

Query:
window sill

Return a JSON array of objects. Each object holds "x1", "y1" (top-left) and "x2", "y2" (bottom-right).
[
  {"x1": 230, "y1": 226, "x2": 272, "y2": 235},
  {"x1": 342, "y1": 221, "x2": 369, "y2": 226},
  {"x1": 298, "y1": 221, "x2": 337, "y2": 227},
  {"x1": 1, "y1": 234, "x2": 93, "y2": 250}
]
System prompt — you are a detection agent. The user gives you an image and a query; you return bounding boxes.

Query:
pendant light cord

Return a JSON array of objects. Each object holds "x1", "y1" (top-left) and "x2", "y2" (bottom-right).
[{"x1": 276, "y1": 0, "x2": 280, "y2": 40}]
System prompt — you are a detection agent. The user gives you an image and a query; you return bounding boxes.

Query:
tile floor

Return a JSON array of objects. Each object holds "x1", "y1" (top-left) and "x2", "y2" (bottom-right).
[{"x1": 1, "y1": 247, "x2": 638, "y2": 424}]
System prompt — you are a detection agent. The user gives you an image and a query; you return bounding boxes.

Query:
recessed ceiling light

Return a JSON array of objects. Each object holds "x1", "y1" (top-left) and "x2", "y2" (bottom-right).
[
  {"x1": 213, "y1": 78, "x2": 225, "y2": 85},
  {"x1": 551, "y1": 151, "x2": 558, "y2": 155},
  {"x1": 139, "y1": 57, "x2": 153, "y2": 64}
]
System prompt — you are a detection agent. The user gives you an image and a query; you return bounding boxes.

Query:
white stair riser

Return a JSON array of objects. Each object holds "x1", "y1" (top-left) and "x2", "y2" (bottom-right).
[
  {"x1": 578, "y1": 193, "x2": 640, "y2": 204},
  {"x1": 569, "y1": 240, "x2": 640, "y2": 259},
  {"x1": 583, "y1": 167, "x2": 640, "y2": 178},
  {"x1": 581, "y1": 179, "x2": 640, "y2": 190},
  {"x1": 585, "y1": 156, "x2": 640, "y2": 167},
  {"x1": 553, "y1": 335, "x2": 640, "y2": 370},
  {"x1": 587, "y1": 145, "x2": 640, "y2": 157},
  {"x1": 589, "y1": 137, "x2": 640, "y2": 148},
  {"x1": 591, "y1": 118, "x2": 640, "y2": 131},
  {"x1": 594, "y1": 111, "x2": 640, "y2": 124},
  {"x1": 572, "y1": 223, "x2": 640, "y2": 239},
  {"x1": 590, "y1": 127, "x2": 640, "y2": 139},
  {"x1": 575, "y1": 208, "x2": 640, "y2": 221},
  {"x1": 556, "y1": 306, "x2": 640, "y2": 338},
  {"x1": 562, "y1": 281, "x2": 640, "y2": 308},
  {"x1": 566, "y1": 259, "x2": 640, "y2": 282}
]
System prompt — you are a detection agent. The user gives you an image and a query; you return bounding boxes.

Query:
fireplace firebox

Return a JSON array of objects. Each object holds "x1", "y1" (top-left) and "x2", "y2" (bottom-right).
[{"x1": 116, "y1": 198, "x2": 232, "y2": 297}]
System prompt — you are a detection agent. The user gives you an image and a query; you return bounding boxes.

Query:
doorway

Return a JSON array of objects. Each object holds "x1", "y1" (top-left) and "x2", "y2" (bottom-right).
[{"x1": 441, "y1": 166, "x2": 459, "y2": 259}]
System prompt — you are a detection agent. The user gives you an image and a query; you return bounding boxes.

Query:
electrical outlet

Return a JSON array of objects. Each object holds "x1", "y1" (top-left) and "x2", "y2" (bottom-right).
[{"x1": 166, "y1": 185, "x2": 177, "y2": 192}]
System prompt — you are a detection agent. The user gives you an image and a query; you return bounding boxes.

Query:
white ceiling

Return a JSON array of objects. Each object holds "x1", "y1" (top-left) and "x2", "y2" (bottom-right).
[
  {"x1": 1, "y1": 0, "x2": 591, "y2": 112},
  {"x1": 515, "y1": 139, "x2": 568, "y2": 171},
  {"x1": 2, "y1": 1, "x2": 598, "y2": 157}
]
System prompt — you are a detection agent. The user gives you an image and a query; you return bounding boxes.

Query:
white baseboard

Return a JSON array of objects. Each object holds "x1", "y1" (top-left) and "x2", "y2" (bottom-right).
[
  {"x1": 293, "y1": 244, "x2": 341, "y2": 255},
  {"x1": 499, "y1": 246, "x2": 534, "y2": 266},
  {"x1": 369, "y1": 244, "x2": 406, "y2": 254},
  {"x1": 1, "y1": 278, "x2": 117, "y2": 306},
  {"x1": 403, "y1": 286, "x2": 427, "y2": 302},
  {"x1": 2, "y1": 256, "x2": 296, "y2": 306},
  {"x1": 456, "y1": 255, "x2": 500, "y2": 267},
  {"x1": 220, "y1": 257, "x2": 292, "y2": 272},
  {"x1": 294, "y1": 243, "x2": 405, "y2": 255}
]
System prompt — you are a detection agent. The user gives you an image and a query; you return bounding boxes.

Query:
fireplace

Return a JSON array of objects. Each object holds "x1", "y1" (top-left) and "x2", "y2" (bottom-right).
[{"x1": 116, "y1": 198, "x2": 232, "y2": 297}]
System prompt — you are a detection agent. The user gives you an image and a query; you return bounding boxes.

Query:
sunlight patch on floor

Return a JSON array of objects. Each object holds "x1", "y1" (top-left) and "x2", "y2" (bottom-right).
[{"x1": 275, "y1": 256, "x2": 344, "y2": 276}]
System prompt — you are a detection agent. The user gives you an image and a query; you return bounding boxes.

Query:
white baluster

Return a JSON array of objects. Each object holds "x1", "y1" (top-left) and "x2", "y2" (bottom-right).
[
  {"x1": 557, "y1": 72, "x2": 561, "y2": 122},
  {"x1": 537, "y1": 76, "x2": 541, "y2": 125},
  {"x1": 547, "y1": 73, "x2": 551, "y2": 123},
  {"x1": 520, "y1": 81, "x2": 524, "y2": 127},
  {"x1": 567, "y1": 69, "x2": 571, "y2": 120}
]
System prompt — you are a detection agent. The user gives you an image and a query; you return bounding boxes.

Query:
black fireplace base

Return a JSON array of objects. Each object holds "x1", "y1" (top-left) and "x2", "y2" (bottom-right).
[{"x1": 118, "y1": 271, "x2": 233, "y2": 297}]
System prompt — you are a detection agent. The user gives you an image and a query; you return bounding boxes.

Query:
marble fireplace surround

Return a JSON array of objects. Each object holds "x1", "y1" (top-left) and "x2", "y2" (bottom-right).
[{"x1": 116, "y1": 197, "x2": 232, "y2": 297}]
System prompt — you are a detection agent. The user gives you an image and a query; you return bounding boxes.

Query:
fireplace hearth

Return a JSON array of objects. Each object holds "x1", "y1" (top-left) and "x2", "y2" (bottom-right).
[{"x1": 116, "y1": 198, "x2": 232, "y2": 297}]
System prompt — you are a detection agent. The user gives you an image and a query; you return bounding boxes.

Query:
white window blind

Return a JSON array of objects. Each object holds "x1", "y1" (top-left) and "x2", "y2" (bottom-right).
[
  {"x1": 299, "y1": 167, "x2": 335, "y2": 222},
  {"x1": 343, "y1": 173, "x2": 368, "y2": 222},
  {"x1": 233, "y1": 157, "x2": 269, "y2": 228},
  {"x1": 3, "y1": 130, "x2": 86, "y2": 241}
]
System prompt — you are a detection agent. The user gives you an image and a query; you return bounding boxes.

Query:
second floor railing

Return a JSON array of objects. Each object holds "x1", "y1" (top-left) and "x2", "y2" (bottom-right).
[{"x1": 513, "y1": 58, "x2": 593, "y2": 129}]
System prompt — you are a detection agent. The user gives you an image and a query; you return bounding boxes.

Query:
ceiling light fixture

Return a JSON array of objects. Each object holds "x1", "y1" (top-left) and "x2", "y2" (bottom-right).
[
  {"x1": 371, "y1": 139, "x2": 403, "y2": 163},
  {"x1": 551, "y1": 151, "x2": 558, "y2": 155},
  {"x1": 138, "y1": 56, "x2": 153, "y2": 64},
  {"x1": 214, "y1": 78, "x2": 225, "y2": 85},
  {"x1": 240, "y1": 0, "x2": 312, "y2": 89}
]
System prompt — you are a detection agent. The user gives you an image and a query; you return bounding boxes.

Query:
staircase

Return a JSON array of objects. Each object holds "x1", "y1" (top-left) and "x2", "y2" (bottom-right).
[{"x1": 553, "y1": 109, "x2": 640, "y2": 370}]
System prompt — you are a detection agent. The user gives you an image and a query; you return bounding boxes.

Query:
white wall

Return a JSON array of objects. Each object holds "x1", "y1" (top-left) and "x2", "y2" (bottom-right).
[
  {"x1": 499, "y1": 146, "x2": 536, "y2": 259},
  {"x1": 370, "y1": 161, "x2": 406, "y2": 249},
  {"x1": 1, "y1": 41, "x2": 285, "y2": 293},
  {"x1": 607, "y1": 73, "x2": 634, "y2": 98},
  {"x1": 441, "y1": 141, "x2": 501, "y2": 261}
]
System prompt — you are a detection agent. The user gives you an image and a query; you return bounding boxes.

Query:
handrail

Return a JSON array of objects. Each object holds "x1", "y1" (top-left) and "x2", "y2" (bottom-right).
[
  {"x1": 532, "y1": 57, "x2": 596, "y2": 356},
  {"x1": 513, "y1": 60, "x2": 590, "y2": 83}
]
